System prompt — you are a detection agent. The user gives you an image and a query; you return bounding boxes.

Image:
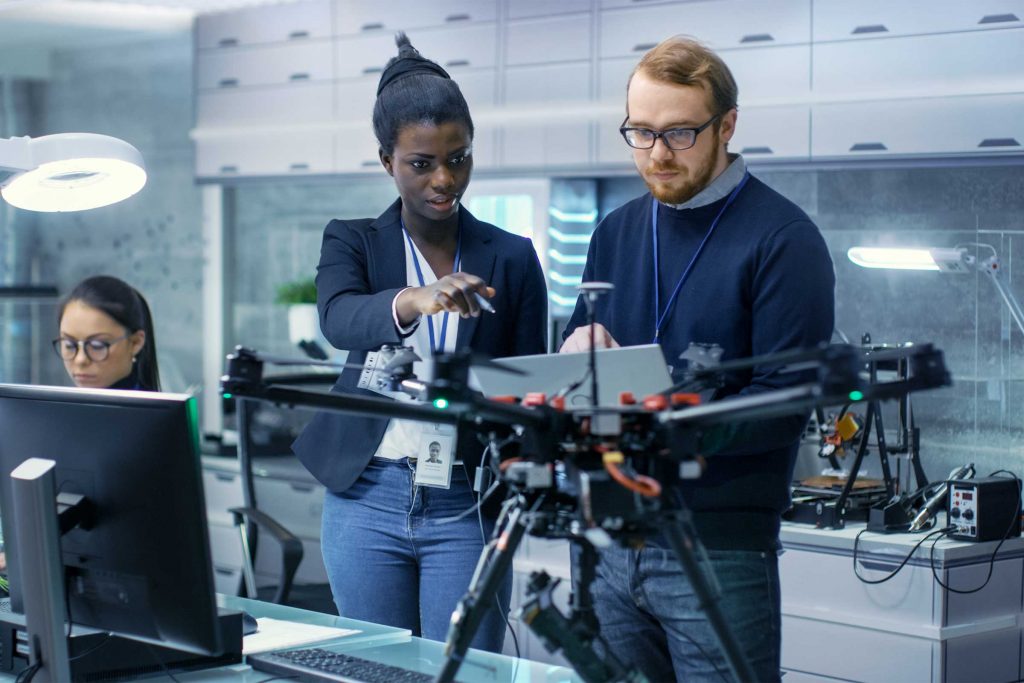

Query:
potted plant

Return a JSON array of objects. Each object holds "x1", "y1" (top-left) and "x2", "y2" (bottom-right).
[{"x1": 274, "y1": 277, "x2": 322, "y2": 347}]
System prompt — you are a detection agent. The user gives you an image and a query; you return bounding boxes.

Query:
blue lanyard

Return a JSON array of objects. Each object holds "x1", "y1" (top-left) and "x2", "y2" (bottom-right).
[
  {"x1": 651, "y1": 171, "x2": 750, "y2": 343},
  {"x1": 403, "y1": 222, "x2": 462, "y2": 354}
]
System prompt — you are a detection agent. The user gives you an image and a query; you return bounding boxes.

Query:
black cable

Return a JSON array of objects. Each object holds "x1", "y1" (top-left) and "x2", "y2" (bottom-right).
[
  {"x1": 852, "y1": 527, "x2": 948, "y2": 584},
  {"x1": 68, "y1": 632, "x2": 113, "y2": 661},
  {"x1": 929, "y1": 471, "x2": 1022, "y2": 595},
  {"x1": 14, "y1": 662, "x2": 40, "y2": 683}
]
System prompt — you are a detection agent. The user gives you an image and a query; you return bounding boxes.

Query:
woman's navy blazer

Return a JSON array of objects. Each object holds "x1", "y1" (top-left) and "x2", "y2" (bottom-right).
[{"x1": 292, "y1": 199, "x2": 548, "y2": 493}]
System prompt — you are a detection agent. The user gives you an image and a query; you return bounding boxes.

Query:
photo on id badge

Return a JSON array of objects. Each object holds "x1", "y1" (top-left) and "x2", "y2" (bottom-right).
[{"x1": 415, "y1": 425, "x2": 456, "y2": 488}]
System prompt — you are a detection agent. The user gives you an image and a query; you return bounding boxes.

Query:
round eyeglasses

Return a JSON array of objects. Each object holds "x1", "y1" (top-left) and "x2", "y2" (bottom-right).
[
  {"x1": 52, "y1": 334, "x2": 130, "y2": 362},
  {"x1": 619, "y1": 113, "x2": 722, "y2": 151}
]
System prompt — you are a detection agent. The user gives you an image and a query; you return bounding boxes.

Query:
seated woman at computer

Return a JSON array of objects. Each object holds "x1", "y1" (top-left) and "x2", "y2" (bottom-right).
[
  {"x1": 292, "y1": 34, "x2": 547, "y2": 652},
  {"x1": 53, "y1": 275, "x2": 161, "y2": 391}
]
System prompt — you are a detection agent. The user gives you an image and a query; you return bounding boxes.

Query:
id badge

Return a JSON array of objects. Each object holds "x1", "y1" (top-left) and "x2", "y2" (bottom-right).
[{"x1": 414, "y1": 423, "x2": 457, "y2": 489}]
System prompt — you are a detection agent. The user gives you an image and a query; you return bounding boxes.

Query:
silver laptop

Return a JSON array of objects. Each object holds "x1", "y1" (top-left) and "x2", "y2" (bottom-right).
[{"x1": 470, "y1": 344, "x2": 673, "y2": 408}]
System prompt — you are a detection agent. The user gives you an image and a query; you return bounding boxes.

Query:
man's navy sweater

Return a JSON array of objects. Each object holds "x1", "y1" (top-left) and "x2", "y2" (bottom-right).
[{"x1": 564, "y1": 175, "x2": 835, "y2": 550}]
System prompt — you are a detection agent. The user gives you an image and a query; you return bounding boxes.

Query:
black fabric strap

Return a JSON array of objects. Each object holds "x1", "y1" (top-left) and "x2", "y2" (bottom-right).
[{"x1": 376, "y1": 58, "x2": 451, "y2": 96}]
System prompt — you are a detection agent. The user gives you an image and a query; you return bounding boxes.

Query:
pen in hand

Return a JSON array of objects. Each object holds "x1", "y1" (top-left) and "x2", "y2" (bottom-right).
[{"x1": 473, "y1": 291, "x2": 496, "y2": 314}]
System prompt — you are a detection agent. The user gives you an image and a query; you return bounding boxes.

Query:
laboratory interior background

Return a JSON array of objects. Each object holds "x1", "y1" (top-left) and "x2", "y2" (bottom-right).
[{"x1": 1, "y1": 1, "x2": 1023, "y2": 681}]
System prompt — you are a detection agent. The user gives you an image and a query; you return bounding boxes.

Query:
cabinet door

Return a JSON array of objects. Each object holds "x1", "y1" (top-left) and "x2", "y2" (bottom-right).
[
  {"x1": 197, "y1": 0, "x2": 332, "y2": 49},
  {"x1": 196, "y1": 41, "x2": 334, "y2": 90},
  {"x1": 333, "y1": 0, "x2": 498, "y2": 36},
  {"x1": 197, "y1": 131, "x2": 335, "y2": 178},
  {"x1": 506, "y1": 14, "x2": 593, "y2": 66},
  {"x1": 335, "y1": 24, "x2": 498, "y2": 79},
  {"x1": 335, "y1": 126, "x2": 387, "y2": 173},
  {"x1": 812, "y1": 94, "x2": 1024, "y2": 159},
  {"x1": 508, "y1": 0, "x2": 593, "y2": 19},
  {"x1": 502, "y1": 63, "x2": 592, "y2": 167},
  {"x1": 730, "y1": 105, "x2": 809, "y2": 160},
  {"x1": 812, "y1": 29, "x2": 1024, "y2": 100},
  {"x1": 197, "y1": 83, "x2": 334, "y2": 127},
  {"x1": 813, "y1": 0, "x2": 1024, "y2": 42},
  {"x1": 601, "y1": 0, "x2": 811, "y2": 58}
]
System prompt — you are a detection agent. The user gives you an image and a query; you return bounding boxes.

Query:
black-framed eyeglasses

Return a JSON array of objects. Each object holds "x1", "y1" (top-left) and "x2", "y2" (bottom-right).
[
  {"x1": 619, "y1": 113, "x2": 722, "y2": 151},
  {"x1": 52, "y1": 334, "x2": 130, "y2": 362}
]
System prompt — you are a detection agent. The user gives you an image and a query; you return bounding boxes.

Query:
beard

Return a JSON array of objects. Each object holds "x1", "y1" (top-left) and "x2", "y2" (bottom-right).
[{"x1": 641, "y1": 130, "x2": 721, "y2": 205}]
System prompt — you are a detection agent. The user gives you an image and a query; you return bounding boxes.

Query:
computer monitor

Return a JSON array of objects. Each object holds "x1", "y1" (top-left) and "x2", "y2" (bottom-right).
[{"x1": 0, "y1": 383, "x2": 222, "y2": 657}]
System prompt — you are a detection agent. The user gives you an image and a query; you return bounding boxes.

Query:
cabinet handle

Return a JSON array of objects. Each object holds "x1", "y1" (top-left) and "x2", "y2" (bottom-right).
[
  {"x1": 740, "y1": 34, "x2": 774, "y2": 44},
  {"x1": 289, "y1": 163, "x2": 311, "y2": 171},
  {"x1": 219, "y1": 165, "x2": 239, "y2": 174},
  {"x1": 290, "y1": 483, "x2": 315, "y2": 492},
  {"x1": 361, "y1": 22, "x2": 384, "y2": 31},
  {"x1": 849, "y1": 142, "x2": 887, "y2": 152},
  {"x1": 633, "y1": 42, "x2": 658, "y2": 52},
  {"x1": 361, "y1": 160, "x2": 379, "y2": 167},
  {"x1": 978, "y1": 13, "x2": 1019, "y2": 24},
  {"x1": 214, "y1": 567, "x2": 235, "y2": 576},
  {"x1": 288, "y1": 30, "x2": 310, "y2": 40},
  {"x1": 851, "y1": 24, "x2": 888, "y2": 35},
  {"x1": 857, "y1": 559, "x2": 898, "y2": 573},
  {"x1": 445, "y1": 59, "x2": 470, "y2": 68},
  {"x1": 289, "y1": 72, "x2": 311, "y2": 81},
  {"x1": 740, "y1": 146, "x2": 774, "y2": 155},
  {"x1": 218, "y1": 37, "x2": 239, "y2": 48},
  {"x1": 218, "y1": 78, "x2": 239, "y2": 88},
  {"x1": 445, "y1": 13, "x2": 471, "y2": 23},
  {"x1": 362, "y1": 66, "x2": 384, "y2": 75},
  {"x1": 978, "y1": 138, "x2": 1021, "y2": 148},
  {"x1": 214, "y1": 472, "x2": 236, "y2": 482}
]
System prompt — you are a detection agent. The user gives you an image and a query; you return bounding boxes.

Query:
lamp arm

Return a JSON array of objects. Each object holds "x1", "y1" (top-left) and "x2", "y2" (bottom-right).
[
  {"x1": 979, "y1": 258, "x2": 1024, "y2": 338},
  {"x1": 0, "y1": 136, "x2": 31, "y2": 174}
]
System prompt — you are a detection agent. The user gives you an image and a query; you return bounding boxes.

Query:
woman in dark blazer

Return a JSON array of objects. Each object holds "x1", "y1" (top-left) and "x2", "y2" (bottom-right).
[{"x1": 292, "y1": 34, "x2": 547, "y2": 652}]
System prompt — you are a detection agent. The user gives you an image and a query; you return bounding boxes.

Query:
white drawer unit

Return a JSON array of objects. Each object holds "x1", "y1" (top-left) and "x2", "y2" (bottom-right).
[
  {"x1": 598, "y1": 44, "x2": 809, "y2": 105},
  {"x1": 335, "y1": 126, "x2": 386, "y2": 172},
  {"x1": 507, "y1": 0, "x2": 593, "y2": 20},
  {"x1": 729, "y1": 105, "x2": 809, "y2": 160},
  {"x1": 505, "y1": 14, "x2": 592, "y2": 66},
  {"x1": 197, "y1": 130, "x2": 336, "y2": 178},
  {"x1": 253, "y1": 476, "x2": 324, "y2": 541},
  {"x1": 779, "y1": 522, "x2": 1024, "y2": 682},
  {"x1": 334, "y1": 23, "x2": 498, "y2": 79},
  {"x1": 201, "y1": 461, "x2": 244, "y2": 527},
  {"x1": 197, "y1": 0, "x2": 332, "y2": 49},
  {"x1": 208, "y1": 520, "x2": 246, "y2": 568},
  {"x1": 333, "y1": 0, "x2": 498, "y2": 36},
  {"x1": 600, "y1": 0, "x2": 811, "y2": 59},
  {"x1": 812, "y1": 93, "x2": 1024, "y2": 159},
  {"x1": 196, "y1": 40, "x2": 334, "y2": 90},
  {"x1": 813, "y1": 0, "x2": 1024, "y2": 43},
  {"x1": 255, "y1": 535, "x2": 330, "y2": 586},
  {"x1": 812, "y1": 29, "x2": 1024, "y2": 101},
  {"x1": 197, "y1": 82, "x2": 334, "y2": 127},
  {"x1": 502, "y1": 62, "x2": 592, "y2": 167},
  {"x1": 596, "y1": 117, "x2": 633, "y2": 166}
]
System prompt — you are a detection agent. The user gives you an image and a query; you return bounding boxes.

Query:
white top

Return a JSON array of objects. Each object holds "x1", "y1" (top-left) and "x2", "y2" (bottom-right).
[{"x1": 373, "y1": 234, "x2": 460, "y2": 460}]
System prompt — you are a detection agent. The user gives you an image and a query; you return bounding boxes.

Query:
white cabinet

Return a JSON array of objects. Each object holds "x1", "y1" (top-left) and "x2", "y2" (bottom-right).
[
  {"x1": 730, "y1": 105, "x2": 809, "y2": 160},
  {"x1": 600, "y1": 0, "x2": 810, "y2": 58},
  {"x1": 505, "y1": 14, "x2": 592, "y2": 66},
  {"x1": 812, "y1": 94, "x2": 1024, "y2": 159},
  {"x1": 333, "y1": 0, "x2": 498, "y2": 36},
  {"x1": 334, "y1": 23, "x2": 498, "y2": 79},
  {"x1": 813, "y1": 29, "x2": 1024, "y2": 100},
  {"x1": 197, "y1": 83, "x2": 334, "y2": 127},
  {"x1": 197, "y1": 131, "x2": 336, "y2": 178},
  {"x1": 197, "y1": 0, "x2": 332, "y2": 49},
  {"x1": 813, "y1": 0, "x2": 1024, "y2": 42},
  {"x1": 196, "y1": 41, "x2": 334, "y2": 90},
  {"x1": 334, "y1": 126, "x2": 382, "y2": 173},
  {"x1": 507, "y1": 0, "x2": 593, "y2": 19},
  {"x1": 502, "y1": 62, "x2": 592, "y2": 168}
]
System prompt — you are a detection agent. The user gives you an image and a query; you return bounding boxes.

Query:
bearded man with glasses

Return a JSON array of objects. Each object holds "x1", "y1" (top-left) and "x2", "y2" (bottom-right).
[{"x1": 560, "y1": 36, "x2": 836, "y2": 682}]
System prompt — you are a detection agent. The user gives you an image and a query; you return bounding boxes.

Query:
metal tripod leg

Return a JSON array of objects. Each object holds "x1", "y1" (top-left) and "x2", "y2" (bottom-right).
[{"x1": 660, "y1": 509, "x2": 758, "y2": 683}]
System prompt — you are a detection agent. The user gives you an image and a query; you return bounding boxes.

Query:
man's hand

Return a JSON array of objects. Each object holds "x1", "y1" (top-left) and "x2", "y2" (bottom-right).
[{"x1": 559, "y1": 323, "x2": 620, "y2": 353}]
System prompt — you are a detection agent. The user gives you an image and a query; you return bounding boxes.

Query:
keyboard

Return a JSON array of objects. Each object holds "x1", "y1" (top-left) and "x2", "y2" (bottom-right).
[{"x1": 248, "y1": 647, "x2": 436, "y2": 683}]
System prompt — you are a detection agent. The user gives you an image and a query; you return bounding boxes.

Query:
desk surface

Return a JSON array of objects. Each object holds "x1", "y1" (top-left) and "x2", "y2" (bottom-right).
[{"x1": 156, "y1": 596, "x2": 581, "y2": 682}]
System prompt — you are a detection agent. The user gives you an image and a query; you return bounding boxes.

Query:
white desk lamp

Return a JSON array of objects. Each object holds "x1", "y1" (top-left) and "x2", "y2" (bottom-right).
[
  {"x1": 848, "y1": 244, "x2": 1024, "y2": 336},
  {"x1": 0, "y1": 133, "x2": 146, "y2": 212}
]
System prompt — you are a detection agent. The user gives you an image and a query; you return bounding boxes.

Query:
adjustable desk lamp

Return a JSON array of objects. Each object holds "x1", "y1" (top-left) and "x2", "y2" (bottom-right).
[
  {"x1": 848, "y1": 245, "x2": 1024, "y2": 337},
  {"x1": 0, "y1": 133, "x2": 146, "y2": 212}
]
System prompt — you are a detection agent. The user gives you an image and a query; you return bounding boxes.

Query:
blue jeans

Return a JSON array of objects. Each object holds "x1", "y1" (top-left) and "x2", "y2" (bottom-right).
[
  {"x1": 321, "y1": 457, "x2": 511, "y2": 652},
  {"x1": 581, "y1": 541, "x2": 781, "y2": 683}
]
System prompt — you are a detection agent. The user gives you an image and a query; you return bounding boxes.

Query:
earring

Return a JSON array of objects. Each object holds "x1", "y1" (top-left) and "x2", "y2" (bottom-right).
[{"x1": 132, "y1": 356, "x2": 138, "y2": 364}]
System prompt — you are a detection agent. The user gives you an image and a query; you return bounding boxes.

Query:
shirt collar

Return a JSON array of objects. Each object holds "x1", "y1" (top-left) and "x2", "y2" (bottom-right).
[{"x1": 663, "y1": 154, "x2": 746, "y2": 210}]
